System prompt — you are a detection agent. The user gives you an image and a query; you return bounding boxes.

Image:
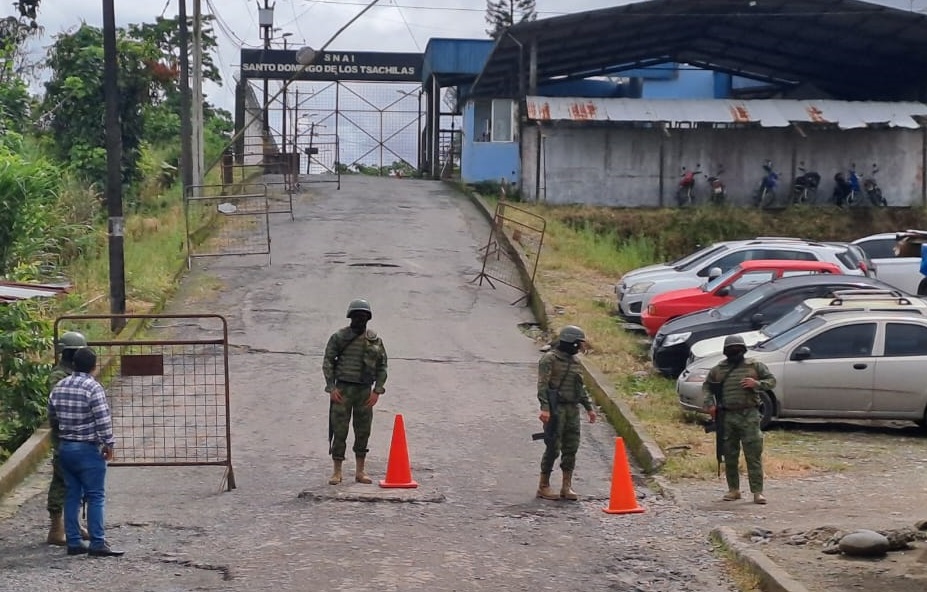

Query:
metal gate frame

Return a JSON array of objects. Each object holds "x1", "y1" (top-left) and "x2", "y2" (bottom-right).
[
  {"x1": 53, "y1": 314, "x2": 235, "y2": 491},
  {"x1": 474, "y1": 201, "x2": 547, "y2": 305},
  {"x1": 185, "y1": 183, "x2": 271, "y2": 267}
]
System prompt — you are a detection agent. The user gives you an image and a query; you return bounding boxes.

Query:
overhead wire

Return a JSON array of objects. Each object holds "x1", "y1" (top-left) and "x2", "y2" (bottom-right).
[{"x1": 391, "y1": 0, "x2": 421, "y2": 51}]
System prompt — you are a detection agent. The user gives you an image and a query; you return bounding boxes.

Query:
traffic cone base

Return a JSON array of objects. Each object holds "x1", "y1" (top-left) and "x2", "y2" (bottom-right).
[
  {"x1": 603, "y1": 437, "x2": 645, "y2": 515},
  {"x1": 379, "y1": 414, "x2": 419, "y2": 489}
]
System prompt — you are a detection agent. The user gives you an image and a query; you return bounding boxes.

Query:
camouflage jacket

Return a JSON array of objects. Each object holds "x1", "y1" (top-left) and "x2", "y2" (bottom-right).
[
  {"x1": 323, "y1": 327, "x2": 388, "y2": 393},
  {"x1": 702, "y1": 357, "x2": 776, "y2": 410},
  {"x1": 537, "y1": 349, "x2": 592, "y2": 412}
]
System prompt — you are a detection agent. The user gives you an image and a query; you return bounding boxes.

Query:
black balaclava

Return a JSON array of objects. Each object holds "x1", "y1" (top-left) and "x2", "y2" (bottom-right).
[
  {"x1": 723, "y1": 346, "x2": 746, "y2": 365},
  {"x1": 557, "y1": 340, "x2": 582, "y2": 356},
  {"x1": 349, "y1": 312, "x2": 371, "y2": 335}
]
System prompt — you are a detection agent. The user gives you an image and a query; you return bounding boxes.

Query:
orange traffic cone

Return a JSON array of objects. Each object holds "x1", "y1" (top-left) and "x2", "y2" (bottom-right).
[
  {"x1": 379, "y1": 414, "x2": 418, "y2": 489},
  {"x1": 603, "y1": 437, "x2": 645, "y2": 515}
]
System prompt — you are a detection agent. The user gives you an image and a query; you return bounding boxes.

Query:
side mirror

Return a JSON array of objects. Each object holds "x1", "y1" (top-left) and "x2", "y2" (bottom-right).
[
  {"x1": 792, "y1": 346, "x2": 812, "y2": 361},
  {"x1": 708, "y1": 267, "x2": 723, "y2": 280},
  {"x1": 717, "y1": 286, "x2": 731, "y2": 297},
  {"x1": 750, "y1": 313, "x2": 765, "y2": 328}
]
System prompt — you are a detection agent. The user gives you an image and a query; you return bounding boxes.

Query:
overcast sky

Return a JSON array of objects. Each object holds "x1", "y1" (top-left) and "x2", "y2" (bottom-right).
[{"x1": 26, "y1": 0, "x2": 927, "y2": 112}]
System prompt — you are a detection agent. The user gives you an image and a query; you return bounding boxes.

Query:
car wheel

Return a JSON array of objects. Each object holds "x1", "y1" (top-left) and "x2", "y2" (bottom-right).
[
  {"x1": 918, "y1": 279, "x2": 927, "y2": 297},
  {"x1": 758, "y1": 391, "x2": 775, "y2": 430}
]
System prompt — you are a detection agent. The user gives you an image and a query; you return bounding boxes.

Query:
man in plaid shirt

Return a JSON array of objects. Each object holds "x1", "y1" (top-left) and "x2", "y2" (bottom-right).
[{"x1": 47, "y1": 347, "x2": 123, "y2": 557}]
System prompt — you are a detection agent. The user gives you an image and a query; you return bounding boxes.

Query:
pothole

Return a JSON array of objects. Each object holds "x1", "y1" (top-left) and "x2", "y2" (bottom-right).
[{"x1": 348, "y1": 263, "x2": 400, "y2": 268}]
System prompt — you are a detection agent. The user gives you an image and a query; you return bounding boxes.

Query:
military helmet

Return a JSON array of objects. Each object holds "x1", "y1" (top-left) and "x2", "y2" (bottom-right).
[
  {"x1": 558, "y1": 325, "x2": 586, "y2": 344},
  {"x1": 58, "y1": 331, "x2": 87, "y2": 351},
  {"x1": 723, "y1": 334, "x2": 747, "y2": 350},
  {"x1": 346, "y1": 299, "x2": 372, "y2": 319}
]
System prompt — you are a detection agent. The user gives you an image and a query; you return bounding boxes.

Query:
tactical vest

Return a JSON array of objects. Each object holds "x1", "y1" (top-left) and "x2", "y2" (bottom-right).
[
  {"x1": 545, "y1": 352, "x2": 584, "y2": 404},
  {"x1": 334, "y1": 328, "x2": 382, "y2": 385}
]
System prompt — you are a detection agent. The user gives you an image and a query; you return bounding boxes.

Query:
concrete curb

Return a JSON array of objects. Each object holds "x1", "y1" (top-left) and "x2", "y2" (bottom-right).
[
  {"x1": 0, "y1": 428, "x2": 51, "y2": 500},
  {"x1": 457, "y1": 184, "x2": 665, "y2": 473},
  {"x1": 711, "y1": 526, "x2": 812, "y2": 592}
]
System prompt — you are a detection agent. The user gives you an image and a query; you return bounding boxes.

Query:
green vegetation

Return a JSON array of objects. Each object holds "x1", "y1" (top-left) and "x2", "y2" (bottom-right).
[{"x1": 0, "y1": 6, "x2": 233, "y2": 460}]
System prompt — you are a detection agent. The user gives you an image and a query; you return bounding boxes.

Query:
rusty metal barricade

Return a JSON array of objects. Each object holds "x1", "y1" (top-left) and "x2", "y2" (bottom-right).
[
  {"x1": 185, "y1": 183, "x2": 271, "y2": 267},
  {"x1": 54, "y1": 314, "x2": 236, "y2": 491},
  {"x1": 261, "y1": 181, "x2": 296, "y2": 220},
  {"x1": 473, "y1": 201, "x2": 547, "y2": 305}
]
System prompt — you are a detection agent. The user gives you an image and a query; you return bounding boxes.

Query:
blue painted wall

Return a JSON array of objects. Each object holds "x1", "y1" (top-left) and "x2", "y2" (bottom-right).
[
  {"x1": 461, "y1": 100, "x2": 520, "y2": 184},
  {"x1": 422, "y1": 38, "x2": 494, "y2": 81}
]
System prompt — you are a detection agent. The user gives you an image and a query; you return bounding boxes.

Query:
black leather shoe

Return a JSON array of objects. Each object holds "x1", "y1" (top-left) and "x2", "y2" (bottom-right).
[
  {"x1": 66, "y1": 546, "x2": 88, "y2": 556},
  {"x1": 88, "y1": 545, "x2": 124, "y2": 557}
]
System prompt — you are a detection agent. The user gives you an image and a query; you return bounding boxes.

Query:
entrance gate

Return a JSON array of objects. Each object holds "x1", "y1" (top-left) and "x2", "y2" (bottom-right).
[
  {"x1": 184, "y1": 183, "x2": 271, "y2": 267},
  {"x1": 54, "y1": 314, "x2": 235, "y2": 491},
  {"x1": 237, "y1": 49, "x2": 423, "y2": 181}
]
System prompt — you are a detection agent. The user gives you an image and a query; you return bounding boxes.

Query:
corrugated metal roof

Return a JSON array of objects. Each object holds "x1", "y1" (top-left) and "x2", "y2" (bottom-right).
[
  {"x1": 0, "y1": 281, "x2": 69, "y2": 302},
  {"x1": 525, "y1": 98, "x2": 927, "y2": 129}
]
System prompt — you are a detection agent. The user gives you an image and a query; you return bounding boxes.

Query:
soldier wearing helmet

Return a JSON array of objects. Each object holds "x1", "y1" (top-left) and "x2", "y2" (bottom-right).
[
  {"x1": 322, "y1": 299, "x2": 388, "y2": 486},
  {"x1": 46, "y1": 331, "x2": 90, "y2": 545},
  {"x1": 702, "y1": 334, "x2": 777, "y2": 505},
  {"x1": 536, "y1": 325, "x2": 597, "y2": 501}
]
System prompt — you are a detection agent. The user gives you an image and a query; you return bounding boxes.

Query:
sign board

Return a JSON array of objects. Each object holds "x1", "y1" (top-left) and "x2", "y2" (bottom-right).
[{"x1": 240, "y1": 49, "x2": 423, "y2": 83}]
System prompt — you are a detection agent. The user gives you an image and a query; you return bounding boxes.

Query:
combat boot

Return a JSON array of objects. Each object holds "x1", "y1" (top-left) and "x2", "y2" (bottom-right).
[
  {"x1": 328, "y1": 460, "x2": 343, "y2": 485},
  {"x1": 753, "y1": 492, "x2": 767, "y2": 505},
  {"x1": 355, "y1": 457, "x2": 372, "y2": 484},
  {"x1": 47, "y1": 511, "x2": 65, "y2": 546},
  {"x1": 722, "y1": 489, "x2": 741, "y2": 501},
  {"x1": 560, "y1": 470, "x2": 579, "y2": 501},
  {"x1": 536, "y1": 473, "x2": 559, "y2": 500},
  {"x1": 80, "y1": 523, "x2": 90, "y2": 540}
]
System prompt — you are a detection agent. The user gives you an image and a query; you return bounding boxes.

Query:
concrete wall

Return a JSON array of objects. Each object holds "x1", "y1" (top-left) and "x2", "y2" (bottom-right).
[
  {"x1": 520, "y1": 125, "x2": 926, "y2": 207},
  {"x1": 461, "y1": 100, "x2": 521, "y2": 185}
]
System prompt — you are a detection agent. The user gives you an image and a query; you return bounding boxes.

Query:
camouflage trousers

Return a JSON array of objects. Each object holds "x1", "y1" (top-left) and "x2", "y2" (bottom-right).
[
  {"x1": 722, "y1": 408, "x2": 764, "y2": 493},
  {"x1": 47, "y1": 452, "x2": 66, "y2": 514},
  {"x1": 329, "y1": 382, "x2": 374, "y2": 461},
  {"x1": 540, "y1": 403, "x2": 582, "y2": 473}
]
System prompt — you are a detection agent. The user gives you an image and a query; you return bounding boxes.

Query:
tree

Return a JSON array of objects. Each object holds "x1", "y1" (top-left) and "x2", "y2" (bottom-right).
[
  {"x1": 43, "y1": 24, "x2": 162, "y2": 191},
  {"x1": 127, "y1": 15, "x2": 222, "y2": 95},
  {"x1": 485, "y1": 0, "x2": 536, "y2": 39}
]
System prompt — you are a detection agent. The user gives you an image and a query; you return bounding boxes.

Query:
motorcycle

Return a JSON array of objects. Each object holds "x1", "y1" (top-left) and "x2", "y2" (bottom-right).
[
  {"x1": 675, "y1": 164, "x2": 702, "y2": 207},
  {"x1": 863, "y1": 163, "x2": 887, "y2": 207},
  {"x1": 705, "y1": 166, "x2": 726, "y2": 205},
  {"x1": 790, "y1": 161, "x2": 821, "y2": 205},
  {"x1": 753, "y1": 160, "x2": 779, "y2": 208},
  {"x1": 832, "y1": 163, "x2": 862, "y2": 207}
]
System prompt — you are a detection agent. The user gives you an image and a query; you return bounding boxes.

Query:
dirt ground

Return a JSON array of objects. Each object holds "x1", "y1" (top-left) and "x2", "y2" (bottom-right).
[{"x1": 676, "y1": 418, "x2": 927, "y2": 591}]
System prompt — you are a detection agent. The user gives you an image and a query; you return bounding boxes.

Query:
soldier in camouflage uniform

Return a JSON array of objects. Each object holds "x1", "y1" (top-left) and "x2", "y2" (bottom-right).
[
  {"x1": 323, "y1": 299, "x2": 388, "y2": 485},
  {"x1": 702, "y1": 334, "x2": 777, "y2": 505},
  {"x1": 537, "y1": 325, "x2": 597, "y2": 501},
  {"x1": 46, "y1": 331, "x2": 90, "y2": 545}
]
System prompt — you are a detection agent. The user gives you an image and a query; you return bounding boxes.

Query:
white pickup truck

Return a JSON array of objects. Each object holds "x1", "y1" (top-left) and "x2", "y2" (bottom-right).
[{"x1": 852, "y1": 232, "x2": 927, "y2": 296}]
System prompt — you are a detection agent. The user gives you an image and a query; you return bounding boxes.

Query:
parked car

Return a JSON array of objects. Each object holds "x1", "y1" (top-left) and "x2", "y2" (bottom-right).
[
  {"x1": 616, "y1": 238, "x2": 872, "y2": 323},
  {"x1": 852, "y1": 232, "x2": 927, "y2": 296},
  {"x1": 677, "y1": 310, "x2": 927, "y2": 429},
  {"x1": 650, "y1": 274, "x2": 894, "y2": 378},
  {"x1": 640, "y1": 259, "x2": 841, "y2": 336},
  {"x1": 686, "y1": 290, "x2": 924, "y2": 366}
]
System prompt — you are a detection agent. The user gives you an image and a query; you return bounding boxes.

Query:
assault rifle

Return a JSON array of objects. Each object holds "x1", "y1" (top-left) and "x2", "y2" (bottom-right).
[{"x1": 531, "y1": 387, "x2": 559, "y2": 444}]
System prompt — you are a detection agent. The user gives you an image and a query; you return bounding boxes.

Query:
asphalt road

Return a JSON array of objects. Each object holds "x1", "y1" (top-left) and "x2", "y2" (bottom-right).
[{"x1": 0, "y1": 177, "x2": 737, "y2": 592}]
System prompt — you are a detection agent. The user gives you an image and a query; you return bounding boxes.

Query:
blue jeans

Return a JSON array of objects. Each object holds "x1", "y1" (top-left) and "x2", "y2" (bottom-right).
[{"x1": 57, "y1": 441, "x2": 107, "y2": 549}]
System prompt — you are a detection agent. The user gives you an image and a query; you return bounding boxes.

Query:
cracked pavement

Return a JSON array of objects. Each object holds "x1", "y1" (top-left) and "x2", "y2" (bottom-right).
[{"x1": 0, "y1": 177, "x2": 738, "y2": 592}]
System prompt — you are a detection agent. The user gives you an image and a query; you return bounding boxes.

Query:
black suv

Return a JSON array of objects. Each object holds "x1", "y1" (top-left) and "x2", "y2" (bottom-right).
[{"x1": 650, "y1": 274, "x2": 894, "y2": 377}]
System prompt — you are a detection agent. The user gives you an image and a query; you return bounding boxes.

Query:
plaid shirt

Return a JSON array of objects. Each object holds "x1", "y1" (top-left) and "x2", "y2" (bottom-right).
[{"x1": 48, "y1": 372, "x2": 115, "y2": 447}]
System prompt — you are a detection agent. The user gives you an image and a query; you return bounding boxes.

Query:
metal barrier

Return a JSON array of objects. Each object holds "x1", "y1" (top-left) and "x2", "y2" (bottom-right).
[
  {"x1": 261, "y1": 181, "x2": 296, "y2": 220},
  {"x1": 185, "y1": 183, "x2": 271, "y2": 266},
  {"x1": 474, "y1": 201, "x2": 547, "y2": 305},
  {"x1": 54, "y1": 314, "x2": 235, "y2": 491}
]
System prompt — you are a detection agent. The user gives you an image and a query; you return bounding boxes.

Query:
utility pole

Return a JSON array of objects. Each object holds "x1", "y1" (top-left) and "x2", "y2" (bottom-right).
[
  {"x1": 192, "y1": 0, "x2": 205, "y2": 187},
  {"x1": 258, "y1": 1, "x2": 275, "y2": 134},
  {"x1": 102, "y1": 0, "x2": 125, "y2": 332},
  {"x1": 178, "y1": 0, "x2": 194, "y2": 194}
]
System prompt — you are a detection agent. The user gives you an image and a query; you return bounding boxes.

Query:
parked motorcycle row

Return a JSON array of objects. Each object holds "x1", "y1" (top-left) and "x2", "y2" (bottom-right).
[{"x1": 675, "y1": 160, "x2": 887, "y2": 208}]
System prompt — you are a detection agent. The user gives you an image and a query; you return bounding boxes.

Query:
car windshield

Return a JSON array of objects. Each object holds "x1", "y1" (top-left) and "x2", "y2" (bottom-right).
[
  {"x1": 675, "y1": 245, "x2": 728, "y2": 272},
  {"x1": 702, "y1": 265, "x2": 741, "y2": 292},
  {"x1": 760, "y1": 302, "x2": 812, "y2": 338},
  {"x1": 755, "y1": 316, "x2": 826, "y2": 350},
  {"x1": 715, "y1": 283, "x2": 777, "y2": 318}
]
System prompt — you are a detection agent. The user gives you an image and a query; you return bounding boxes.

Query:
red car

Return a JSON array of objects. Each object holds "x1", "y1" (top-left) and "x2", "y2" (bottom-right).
[{"x1": 640, "y1": 259, "x2": 842, "y2": 336}]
